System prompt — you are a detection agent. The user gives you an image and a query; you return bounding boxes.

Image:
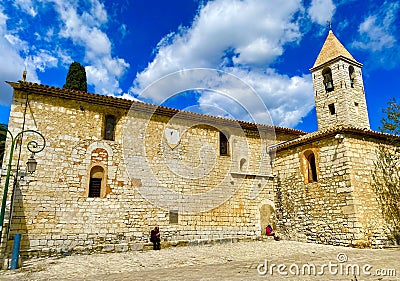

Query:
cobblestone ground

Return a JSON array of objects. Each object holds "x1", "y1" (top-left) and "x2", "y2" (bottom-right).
[{"x1": 0, "y1": 240, "x2": 399, "y2": 281}]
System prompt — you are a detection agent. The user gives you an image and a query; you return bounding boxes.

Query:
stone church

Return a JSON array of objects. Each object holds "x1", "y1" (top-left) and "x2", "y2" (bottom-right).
[{"x1": 1, "y1": 30, "x2": 399, "y2": 258}]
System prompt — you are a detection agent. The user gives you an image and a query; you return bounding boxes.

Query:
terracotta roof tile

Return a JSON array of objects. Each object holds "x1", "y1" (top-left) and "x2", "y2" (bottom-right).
[
  {"x1": 272, "y1": 125, "x2": 400, "y2": 151},
  {"x1": 7, "y1": 81, "x2": 306, "y2": 136}
]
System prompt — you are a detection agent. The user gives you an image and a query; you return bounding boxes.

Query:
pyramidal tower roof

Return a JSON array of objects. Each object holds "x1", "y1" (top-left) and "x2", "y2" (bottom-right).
[{"x1": 312, "y1": 30, "x2": 358, "y2": 68}]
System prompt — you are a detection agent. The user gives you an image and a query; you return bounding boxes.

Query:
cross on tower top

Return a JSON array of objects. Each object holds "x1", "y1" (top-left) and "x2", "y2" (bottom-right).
[{"x1": 326, "y1": 20, "x2": 332, "y2": 30}]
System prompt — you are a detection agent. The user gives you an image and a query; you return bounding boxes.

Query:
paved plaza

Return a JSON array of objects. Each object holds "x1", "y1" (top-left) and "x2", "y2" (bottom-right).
[{"x1": 0, "y1": 240, "x2": 398, "y2": 281}]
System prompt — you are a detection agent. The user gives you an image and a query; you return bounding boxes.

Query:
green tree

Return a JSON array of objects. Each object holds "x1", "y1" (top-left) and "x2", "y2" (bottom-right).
[
  {"x1": 0, "y1": 124, "x2": 7, "y2": 166},
  {"x1": 63, "y1": 62, "x2": 87, "y2": 92},
  {"x1": 372, "y1": 98, "x2": 400, "y2": 245},
  {"x1": 379, "y1": 98, "x2": 400, "y2": 135}
]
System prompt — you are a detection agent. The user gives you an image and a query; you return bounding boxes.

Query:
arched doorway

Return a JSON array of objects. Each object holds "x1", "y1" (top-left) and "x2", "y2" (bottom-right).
[{"x1": 260, "y1": 204, "x2": 275, "y2": 235}]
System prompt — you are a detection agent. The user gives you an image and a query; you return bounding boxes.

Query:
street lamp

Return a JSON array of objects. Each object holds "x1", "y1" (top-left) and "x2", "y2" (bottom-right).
[
  {"x1": 0, "y1": 129, "x2": 46, "y2": 245},
  {"x1": 26, "y1": 153, "x2": 38, "y2": 174}
]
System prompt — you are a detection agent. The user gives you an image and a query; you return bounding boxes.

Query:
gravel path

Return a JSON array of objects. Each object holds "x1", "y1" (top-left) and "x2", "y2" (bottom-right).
[{"x1": 0, "y1": 240, "x2": 398, "y2": 280}]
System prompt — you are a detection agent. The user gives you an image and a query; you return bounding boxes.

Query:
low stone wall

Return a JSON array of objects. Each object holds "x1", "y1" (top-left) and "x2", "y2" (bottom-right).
[{"x1": 14, "y1": 236, "x2": 277, "y2": 259}]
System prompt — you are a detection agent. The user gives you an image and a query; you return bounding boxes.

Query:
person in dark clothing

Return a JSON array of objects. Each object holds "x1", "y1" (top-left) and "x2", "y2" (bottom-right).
[{"x1": 150, "y1": 226, "x2": 161, "y2": 250}]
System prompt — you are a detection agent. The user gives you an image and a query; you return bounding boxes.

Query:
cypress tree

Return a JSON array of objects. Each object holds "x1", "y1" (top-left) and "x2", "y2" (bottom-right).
[
  {"x1": 0, "y1": 124, "x2": 7, "y2": 166},
  {"x1": 63, "y1": 62, "x2": 87, "y2": 92}
]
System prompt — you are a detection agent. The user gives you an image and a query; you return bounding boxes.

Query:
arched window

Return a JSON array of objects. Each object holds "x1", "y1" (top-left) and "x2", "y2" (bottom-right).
[
  {"x1": 307, "y1": 153, "x2": 318, "y2": 183},
  {"x1": 349, "y1": 66, "x2": 355, "y2": 88},
  {"x1": 104, "y1": 115, "x2": 116, "y2": 141},
  {"x1": 219, "y1": 131, "x2": 229, "y2": 156},
  {"x1": 301, "y1": 150, "x2": 318, "y2": 184},
  {"x1": 240, "y1": 158, "x2": 247, "y2": 171},
  {"x1": 322, "y1": 68, "x2": 334, "y2": 92},
  {"x1": 328, "y1": 103, "x2": 336, "y2": 115},
  {"x1": 88, "y1": 166, "x2": 105, "y2": 197}
]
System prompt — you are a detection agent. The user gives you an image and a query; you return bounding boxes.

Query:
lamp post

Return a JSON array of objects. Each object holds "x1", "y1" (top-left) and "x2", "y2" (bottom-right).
[{"x1": 0, "y1": 129, "x2": 46, "y2": 245}]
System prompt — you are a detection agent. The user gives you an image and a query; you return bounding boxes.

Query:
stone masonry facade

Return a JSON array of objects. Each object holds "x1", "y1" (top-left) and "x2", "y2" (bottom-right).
[
  {"x1": 273, "y1": 129, "x2": 397, "y2": 248},
  {"x1": 1, "y1": 85, "x2": 301, "y2": 258}
]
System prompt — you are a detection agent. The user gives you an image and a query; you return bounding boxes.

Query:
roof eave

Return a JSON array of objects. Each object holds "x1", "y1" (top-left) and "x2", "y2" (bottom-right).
[
  {"x1": 310, "y1": 56, "x2": 363, "y2": 72},
  {"x1": 273, "y1": 127, "x2": 400, "y2": 152},
  {"x1": 6, "y1": 81, "x2": 306, "y2": 136}
]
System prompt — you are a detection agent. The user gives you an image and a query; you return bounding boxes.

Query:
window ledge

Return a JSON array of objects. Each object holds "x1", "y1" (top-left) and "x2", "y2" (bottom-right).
[{"x1": 230, "y1": 172, "x2": 275, "y2": 178}]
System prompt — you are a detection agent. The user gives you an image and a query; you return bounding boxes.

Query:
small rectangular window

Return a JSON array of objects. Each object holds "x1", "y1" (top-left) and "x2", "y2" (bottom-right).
[
  {"x1": 169, "y1": 210, "x2": 178, "y2": 224},
  {"x1": 104, "y1": 115, "x2": 116, "y2": 141},
  {"x1": 354, "y1": 102, "x2": 359, "y2": 114},
  {"x1": 328, "y1": 103, "x2": 336, "y2": 115}
]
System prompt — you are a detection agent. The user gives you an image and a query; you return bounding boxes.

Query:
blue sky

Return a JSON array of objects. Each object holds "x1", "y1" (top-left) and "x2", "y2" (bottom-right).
[{"x1": 0, "y1": 0, "x2": 399, "y2": 132}]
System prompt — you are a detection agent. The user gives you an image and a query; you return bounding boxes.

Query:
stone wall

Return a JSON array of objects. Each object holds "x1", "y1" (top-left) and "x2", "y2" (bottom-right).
[
  {"x1": 274, "y1": 133, "x2": 395, "y2": 247},
  {"x1": 1, "y1": 88, "x2": 298, "y2": 256},
  {"x1": 346, "y1": 135, "x2": 397, "y2": 246}
]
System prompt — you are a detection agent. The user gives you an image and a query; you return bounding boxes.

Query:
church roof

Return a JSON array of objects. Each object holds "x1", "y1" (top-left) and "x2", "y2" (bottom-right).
[
  {"x1": 7, "y1": 81, "x2": 305, "y2": 136},
  {"x1": 312, "y1": 30, "x2": 359, "y2": 69},
  {"x1": 271, "y1": 125, "x2": 400, "y2": 152}
]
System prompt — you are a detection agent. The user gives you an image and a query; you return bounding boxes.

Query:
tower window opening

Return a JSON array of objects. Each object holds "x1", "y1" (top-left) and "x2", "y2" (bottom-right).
[
  {"x1": 354, "y1": 102, "x2": 359, "y2": 114},
  {"x1": 322, "y1": 68, "x2": 334, "y2": 92},
  {"x1": 328, "y1": 103, "x2": 336, "y2": 115},
  {"x1": 349, "y1": 66, "x2": 355, "y2": 88}
]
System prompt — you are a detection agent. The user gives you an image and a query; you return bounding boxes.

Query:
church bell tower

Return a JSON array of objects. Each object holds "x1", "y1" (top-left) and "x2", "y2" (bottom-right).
[{"x1": 310, "y1": 30, "x2": 370, "y2": 131}]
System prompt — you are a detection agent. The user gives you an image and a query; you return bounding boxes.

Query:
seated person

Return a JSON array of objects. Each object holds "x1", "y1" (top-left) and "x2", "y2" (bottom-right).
[
  {"x1": 150, "y1": 226, "x2": 161, "y2": 250},
  {"x1": 266, "y1": 224, "x2": 280, "y2": 241}
]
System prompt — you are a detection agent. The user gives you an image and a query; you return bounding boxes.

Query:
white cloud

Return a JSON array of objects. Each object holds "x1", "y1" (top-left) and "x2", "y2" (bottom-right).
[
  {"x1": 133, "y1": 0, "x2": 303, "y2": 89},
  {"x1": 119, "y1": 24, "x2": 128, "y2": 39},
  {"x1": 50, "y1": 0, "x2": 130, "y2": 96},
  {"x1": 4, "y1": 33, "x2": 29, "y2": 52},
  {"x1": 0, "y1": 0, "x2": 130, "y2": 105},
  {"x1": 355, "y1": 15, "x2": 396, "y2": 51},
  {"x1": 55, "y1": 48, "x2": 73, "y2": 66},
  {"x1": 353, "y1": 7, "x2": 397, "y2": 51},
  {"x1": 0, "y1": 5, "x2": 38, "y2": 106},
  {"x1": 307, "y1": 0, "x2": 336, "y2": 25},
  {"x1": 13, "y1": 0, "x2": 38, "y2": 17},
  {"x1": 25, "y1": 50, "x2": 59, "y2": 72},
  {"x1": 352, "y1": 1, "x2": 400, "y2": 68},
  {"x1": 132, "y1": 0, "x2": 313, "y2": 128},
  {"x1": 208, "y1": 68, "x2": 314, "y2": 127}
]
